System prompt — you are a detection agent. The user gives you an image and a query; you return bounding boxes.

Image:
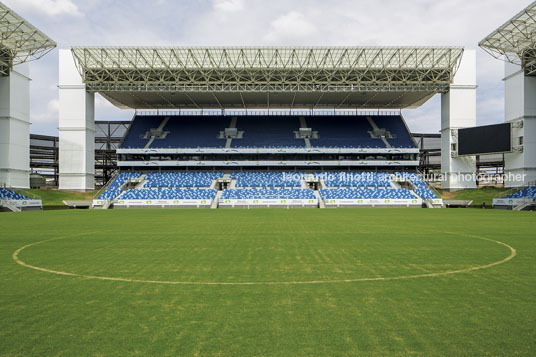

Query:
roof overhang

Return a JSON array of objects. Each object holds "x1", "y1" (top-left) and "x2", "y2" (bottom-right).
[
  {"x1": 72, "y1": 46, "x2": 464, "y2": 110},
  {"x1": 0, "y1": 2, "x2": 56, "y2": 76},
  {"x1": 479, "y1": 2, "x2": 536, "y2": 76}
]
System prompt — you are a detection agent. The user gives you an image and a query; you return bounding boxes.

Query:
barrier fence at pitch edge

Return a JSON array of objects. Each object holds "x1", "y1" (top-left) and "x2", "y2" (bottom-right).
[
  {"x1": 219, "y1": 198, "x2": 318, "y2": 207},
  {"x1": 93, "y1": 198, "x2": 441, "y2": 208},
  {"x1": 0, "y1": 199, "x2": 42, "y2": 208},
  {"x1": 93, "y1": 199, "x2": 213, "y2": 207},
  {"x1": 323, "y1": 198, "x2": 431, "y2": 206},
  {"x1": 493, "y1": 197, "x2": 535, "y2": 207}
]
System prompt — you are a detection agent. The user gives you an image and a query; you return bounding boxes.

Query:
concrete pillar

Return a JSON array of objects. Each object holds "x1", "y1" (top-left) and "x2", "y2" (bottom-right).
[
  {"x1": 0, "y1": 64, "x2": 31, "y2": 189},
  {"x1": 441, "y1": 50, "x2": 477, "y2": 190},
  {"x1": 503, "y1": 62, "x2": 536, "y2": 187},
  {"x1": 58, "y1": 49, "x2": 95, "y2": 191}
]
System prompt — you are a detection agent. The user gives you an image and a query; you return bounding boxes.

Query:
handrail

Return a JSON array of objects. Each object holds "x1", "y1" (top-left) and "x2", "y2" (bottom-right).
[
  {"x1": 135, "y1": 109, "x2": 402, "y2": 117},
  {"x1": 93, "y1": 170, "x2": 120, "y2": 199},
  {"x1": 416, "y1": 168, "x2": 442, "y2": 199},
  {"x1": 13, "y1": 189, "x2": 41, "y2": 200}
]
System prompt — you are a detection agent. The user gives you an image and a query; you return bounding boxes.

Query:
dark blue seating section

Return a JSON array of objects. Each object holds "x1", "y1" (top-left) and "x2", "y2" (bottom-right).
[
  {"x1": 372, "y1": 116, "x2": 415, "y2": 148},
  {"x1": 506, "y1": 186, "x2": 536, "y2": 199},
  {"x1": 151, "y1": 116, "x2": 228, "y2": 148},
  {"x1": 144, "y1": 172, "x2": 222, "y2": 188},
  {"x1": 121, "y1": 116, "x2": 164, "y2": 148},
  {"x1": 222, "y1": 188, "x2": 315, "y2": 200},
  {"x1": 232, "y1": 116, "x2": 304, "y2": 148},
  {"x1": 232, "y1": 171, "x2": 303, "y2": 188},
  {"x1": 120, "y1": 114, "x2": 416, "y2": 149},
  {"x1": 0, "y1": 188, "x2": 29, "y2": 200},
  {"x1": 306, "y1": 116, "x2": 383, "y2": 148}
]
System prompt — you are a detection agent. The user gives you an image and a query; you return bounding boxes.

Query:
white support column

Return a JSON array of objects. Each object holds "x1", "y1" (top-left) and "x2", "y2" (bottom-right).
[
  {"x1": 503, "y1": 62, "x2": 536, "y2": 187},
  {"x1": 58, "y1": 49, "x2": 95, "y2": 191},
  {"x1": 441, "y1": 50, "x2": 477, "y2": 190},
  {"x1": 0, "y1": 64, "x2": 31, "y2": 189}
]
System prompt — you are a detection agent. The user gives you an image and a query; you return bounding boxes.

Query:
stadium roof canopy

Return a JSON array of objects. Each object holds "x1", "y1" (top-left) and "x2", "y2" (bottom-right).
[
  {"x1": 479, "y1": 1, "x2": 536, "y2": 76},
  {"x1": 72, "y1": 46, "x2": 464, "y2": 110},
  {"x1": 0, "y1": 2, "x2": 56, "y2": 76}
]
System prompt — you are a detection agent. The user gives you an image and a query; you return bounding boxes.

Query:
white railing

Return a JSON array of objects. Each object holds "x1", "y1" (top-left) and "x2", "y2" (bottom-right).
[{"x1": 134, "y1": 109, "x2": 402, "y2": 117}]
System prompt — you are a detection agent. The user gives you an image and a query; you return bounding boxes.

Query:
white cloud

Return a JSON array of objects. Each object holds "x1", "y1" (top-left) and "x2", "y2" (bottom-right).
[
  {"x1": 32, "y1": 99, "x2": 59, "y2": 125},
  {"x1": 264, "y1": 11, "x2": 316, "y2": 43},
  {"x1": 213, "y1": 0, "x2": 244, "y2": 13},
  {"x1": 4, "y1": 0, "x2": 83, "y2": 17}
]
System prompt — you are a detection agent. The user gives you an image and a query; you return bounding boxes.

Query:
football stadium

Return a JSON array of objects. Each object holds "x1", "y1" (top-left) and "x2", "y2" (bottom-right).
[{"x1": 1, "y1": 1, "x2": 535, "y2": 355}]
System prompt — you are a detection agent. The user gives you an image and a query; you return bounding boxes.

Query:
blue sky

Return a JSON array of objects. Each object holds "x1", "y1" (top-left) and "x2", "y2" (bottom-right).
[{"x1": 4, "y1": 0, "x2": 531, "y2": 135}]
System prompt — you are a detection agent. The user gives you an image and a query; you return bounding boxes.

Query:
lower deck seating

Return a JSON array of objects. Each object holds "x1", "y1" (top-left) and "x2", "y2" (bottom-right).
[
  {"x1": 144, "y1": 172, "x2": 222, "y2": 188},
  {"x1": 232, "y1": 171, "x2": 303, "y2": 188},
  {"x1": 505, "y1": 186, "x2": 536, "y2": 199},
  {"x1": 120, "y1": 188, "x2": 217, "y2": 200},
  {"x1": 98, "y1": 172, "x2": 142, "y2": 199},
  {"x1": 320, "y1": 188, "x2": 415, "y2": 200},
  {"x1": 0, "y1": 188, "x2": 30, "y2": 200},
  {"x1": 222, "y1": 188, "x2": 315, "y2": 200},
  {"x1": 97, "y1": 170, "x2": 437, "y2": 205},
  {"x1": 317, "y1": 171, "x2": 392, "y2": 188},
  {"x1": 395, "y1": 172, "x2": 438, "y2": 199}
]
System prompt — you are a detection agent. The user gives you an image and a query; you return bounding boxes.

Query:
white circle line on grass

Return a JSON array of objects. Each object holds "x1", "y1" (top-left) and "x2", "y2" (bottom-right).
[{"x1": 12, "y1": 231, "x2": 517, "y2": 286}]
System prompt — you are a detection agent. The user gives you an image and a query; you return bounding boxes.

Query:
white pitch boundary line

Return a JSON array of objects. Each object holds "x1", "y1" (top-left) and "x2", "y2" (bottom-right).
[{"x1": 12, "y1": 231, "x2": 517, "y2": 286}]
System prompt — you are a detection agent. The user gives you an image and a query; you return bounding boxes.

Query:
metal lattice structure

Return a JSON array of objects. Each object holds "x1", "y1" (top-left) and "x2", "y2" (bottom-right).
[
  {"x1": 0, "y1": 2, "x2": 56, "y2": 75},
  {"x1": 72, "y1": 47, "x2": 464, "y2": 110},
  {"x1": 479, "y1": 2, "x2": 536, "y2": 76}
]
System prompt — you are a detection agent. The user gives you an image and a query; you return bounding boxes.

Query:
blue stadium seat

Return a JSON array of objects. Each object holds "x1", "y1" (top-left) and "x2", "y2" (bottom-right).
[
  {"x1": 505, "y1": 186, "x2": 536, "y2": 199},
  {"x1": 231, "y1": 171, "x2": 304, "y2": 188},
  {"x1": 315, "y1": 171, "x2": 392, "y2": 188},
  {"x1": 372, "y1": 116, "x2": 416, "y2": 148},
  {"x1": 0, "y1": 188, "x2": 30, "y2": 200},
  {"x1": 120, "y1": 114, "x2": 416, "y2": 149},
  {"x1": 319, "y1": 188, "x2": 415, "y2": 200},
  {"x1": 232, "y1": 116, "x2": 305, "y2": 148},
  {"x1": 98, "y1": 172, "x2": 142, "y2": 199},
  {"x1": 144, "y1": 172, "x2": 222, "y2": 188},
  {"x1": 394, "y1": 172, "x2": 438, "y2": 199},
  {"x1": 120, "y1": 188, "x2": 217, "y2": 200},
  {"x1": 222, "y1": 188, "x2": 315, "y2": 200},
  {"x1": 306, "y1": 116, "x2": 385, "y2": 148}
]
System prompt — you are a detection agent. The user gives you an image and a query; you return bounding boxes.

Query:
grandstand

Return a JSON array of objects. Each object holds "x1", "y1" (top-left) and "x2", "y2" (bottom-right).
[
  {"x1": 60, "y1": 46, "x2": 478, "y2": 193},
  {"x1": 92, "y1": 107, "x2": 441, "y2": 208}
]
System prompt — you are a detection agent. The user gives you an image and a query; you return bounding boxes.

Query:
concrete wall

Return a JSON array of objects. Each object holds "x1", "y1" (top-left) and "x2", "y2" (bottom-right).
[
  {"x1": 440, "y1": 50, "x2": 477, "y2": 190},
  {"x1": 58, "y1": 49, "x2": 95, "y2": 191},
  {"x1": 503, "y1": 62, "x2": 536, "y2": 187},
  {"x1": 0, "y1": 64, "x2": 31, "y2": 188}
]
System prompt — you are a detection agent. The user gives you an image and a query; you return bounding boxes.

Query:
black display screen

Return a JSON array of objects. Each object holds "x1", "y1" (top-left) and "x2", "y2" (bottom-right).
[{"x1": 458, "y1": 123, "x2": 511, "y2": 155}]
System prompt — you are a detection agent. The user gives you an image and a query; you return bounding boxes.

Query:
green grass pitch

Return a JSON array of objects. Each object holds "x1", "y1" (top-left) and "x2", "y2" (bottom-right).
[{"x1": 0, "y1": 209, "x2": 535, "y2": 356}]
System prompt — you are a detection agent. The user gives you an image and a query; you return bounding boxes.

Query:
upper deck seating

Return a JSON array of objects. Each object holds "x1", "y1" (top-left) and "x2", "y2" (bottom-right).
[
  {"x1": 231, "y1": 116, "x2": 304, "y2": 148},
  {"x1": 372, "y1": 116, "x2": 415, "y2": 148},
  {"x1": 306, "y1": 116, "x2": 383, "y2": 148}
]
